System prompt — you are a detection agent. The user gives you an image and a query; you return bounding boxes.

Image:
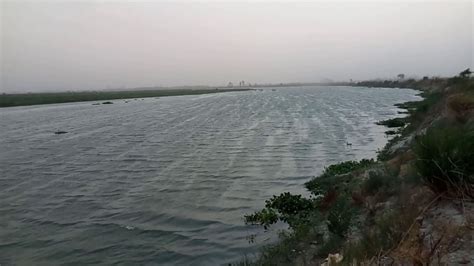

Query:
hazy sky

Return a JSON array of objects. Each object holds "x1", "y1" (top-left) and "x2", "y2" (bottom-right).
[{"x1": 1, "y1": 1, "x2": 472, "y2": 92}]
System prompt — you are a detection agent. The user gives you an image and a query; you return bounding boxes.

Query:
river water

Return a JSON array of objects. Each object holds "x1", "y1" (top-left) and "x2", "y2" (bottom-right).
[{"x1": 0, "y1": 86, "x2": 420, "y2": 265}]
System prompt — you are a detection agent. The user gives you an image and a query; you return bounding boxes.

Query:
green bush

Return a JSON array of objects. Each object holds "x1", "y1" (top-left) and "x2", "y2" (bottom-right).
[
  {"x1": 414, "y1": 124, "x2": 474, "y2": 197},
  {"x1": 245, "y1": 192, "x2": 314, "y2": 229},
  {"x1": 244, "y1": 208, "x2": 279, "y2": 229},
  {"x1": 305, "y1": 159, "x2": 375, "y2": 194},
  {"x1": 242, "y1": 213, "x2": 325, "y2": 266},
  {"x1": 326, "y1": 197, "x2": 354, "y2": 237}
]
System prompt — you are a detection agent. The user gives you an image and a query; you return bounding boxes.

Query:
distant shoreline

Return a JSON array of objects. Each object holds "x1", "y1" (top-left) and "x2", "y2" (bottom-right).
[
  {"x1": 0, "y1": 81, "x2": 420, "y2": 108},
  {"x1": 0, "y1": 88, "x2": 251, "y2": 108}
]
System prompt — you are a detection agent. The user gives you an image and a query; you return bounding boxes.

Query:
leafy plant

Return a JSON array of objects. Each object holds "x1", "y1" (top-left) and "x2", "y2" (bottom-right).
[
  {"x1": 245, "y1": 192, "x2": 314, "y2": 229},
  {"x1": 244, "y1": 208, "x2": 279, "y2": 229},
  {"x1": 305, "y1": 159, "x2": 375, "y2": 194}
]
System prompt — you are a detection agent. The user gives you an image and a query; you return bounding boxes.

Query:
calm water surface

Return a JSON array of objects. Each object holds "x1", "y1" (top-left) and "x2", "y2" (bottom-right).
[{"x1": 0, "y1": 86, "x2": 420, "y2": 265}]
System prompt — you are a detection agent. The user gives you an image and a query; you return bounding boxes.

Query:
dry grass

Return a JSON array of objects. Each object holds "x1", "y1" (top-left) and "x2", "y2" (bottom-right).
[
  {"x1": 393, "y1": 205, "x2": 472, "y2": 265},
  {"x1": 447, "y1": 93, "x2": 474, "y2": 123}
]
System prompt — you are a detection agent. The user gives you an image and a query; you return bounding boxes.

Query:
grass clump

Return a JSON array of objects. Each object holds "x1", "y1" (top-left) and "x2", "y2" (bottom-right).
[
  {"x1": 414, "y1": 123, "x2": 474, "y2": 198},
  {"x1": 363, "y1": 170, "x2": 399, "y2": 196},
  {"x1": 343, "y1": 206, "x2": 418, "y2": 263}
]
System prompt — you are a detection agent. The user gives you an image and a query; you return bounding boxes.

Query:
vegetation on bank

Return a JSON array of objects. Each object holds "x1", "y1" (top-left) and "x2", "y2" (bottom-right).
[
  {"x1": 0, "y1": 88, "x2": 250, "y2": 107},
  {"x1": 415, "y1": 123, "x2": 474, "y2": 198},
  {"x1": 238, "y1": 69, "x2": 473, "y2": 265}
]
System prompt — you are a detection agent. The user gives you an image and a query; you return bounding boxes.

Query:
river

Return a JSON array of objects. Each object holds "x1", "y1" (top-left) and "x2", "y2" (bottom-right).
[{"x1": 0, "y1": 86, "x2": 420, "y2": 265}]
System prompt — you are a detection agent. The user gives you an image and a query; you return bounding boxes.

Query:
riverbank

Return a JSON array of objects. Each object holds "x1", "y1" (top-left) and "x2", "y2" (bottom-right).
[
  {"x1": 241, "y1": 71, "x2": 473, "y2": 265},
  {"x1": 0, "y1": 88, "x2": 251, "y2": 107}
]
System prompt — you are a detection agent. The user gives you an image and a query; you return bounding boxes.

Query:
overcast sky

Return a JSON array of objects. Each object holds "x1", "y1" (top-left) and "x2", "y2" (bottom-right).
[{"x1": 1, "y1": 1, "x2": 472, "y2": 92}]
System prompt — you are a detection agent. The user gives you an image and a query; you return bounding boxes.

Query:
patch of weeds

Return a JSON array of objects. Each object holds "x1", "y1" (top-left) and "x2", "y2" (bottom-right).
[
  {"x1": 363, "y1": 172, "x2": 387, "y2": 195},
  {"x1": 257, "y1": 230, "x2": 302, "y2": 265},
  {"x1": 401, "y1": 163, "x2": 423, "y2": 185},
  {"x1": 343, "y1": 206, "x2": 419, "y2": 263},
  {"x1": 377, "y1": 90, "x2": 444, "y2": 161},
  {"x1": 376, "y1": 117, "x2": 406, "y2": 128},
  {"x1": 403, "y1": 91, "x2": 443, "y2": 132},
  {"x1": 414, "y1": 123, "x2": 474, "y2": 198},
  {"x1": 246, "y1": 213, "x2": 325, "y2": 266},
  {"x1": 326, "y1": 196, "x2": 355, "y2": 237},
  {"x1": 447, "y1": 92, "x2": 474, "y2": 123},
  {"x1": 317, "y1": 234, "x2": 344, "y2": 257},
  {"x1": 305, "y1": 159, "x2": 375, "y2": 194},
  {"x1": 363, "y1": 170, "x2": 399, "y2": 196}
]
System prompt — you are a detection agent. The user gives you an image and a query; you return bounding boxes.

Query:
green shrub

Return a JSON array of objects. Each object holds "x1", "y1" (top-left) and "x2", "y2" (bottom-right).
[
  {"x1": 305, "y1": 159, "x2": 375, "y2": 194},
  {"x1": 244, "y1": 208, "x2": 279, "y2": 229},
  {"x1": 326, "y1": 197, "x2": 354, "y2": 237},
  {"x1": 414, "y1": 124, "x2": 474, "y2": 197},
  {"x1": 245, "y1": 192, "x2": 314, "y2": 229},
  {"x1": 318, "y1": 159, "x2": 375, "y2": 179},
  {"x1": 243, "y1": 213, "x2": 325, "y2": 266}
]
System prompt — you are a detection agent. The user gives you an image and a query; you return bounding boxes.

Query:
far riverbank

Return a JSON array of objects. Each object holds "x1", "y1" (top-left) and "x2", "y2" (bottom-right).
[{"x1": 0, "y1": 88, "x2": 251, "y2": 108}]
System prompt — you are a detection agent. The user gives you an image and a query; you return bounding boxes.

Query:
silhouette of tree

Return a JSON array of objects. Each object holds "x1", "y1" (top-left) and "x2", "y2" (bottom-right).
[{"x1": 459, "y1": 68, "x2": 472, "y2": 78}]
